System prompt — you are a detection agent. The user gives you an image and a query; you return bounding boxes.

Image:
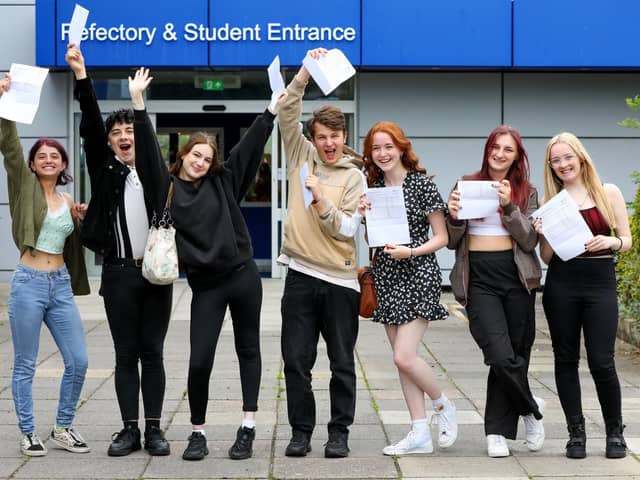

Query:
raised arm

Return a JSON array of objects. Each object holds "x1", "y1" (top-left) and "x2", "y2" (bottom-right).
[
  {"x1": 277, "y1": 48, "x2": 327, "y2": 170},
  {"x1": 128, "y1": 68, "x2": 170, "y2": 215},
  {"x1": 0, "y1": 117, "x2": 29, "y2": 212},
  {"x1": 66, "y1": 44, "x2": 111, "y2": 186},
  {"x1": 225, "y1": 92, "x2": 287, "y2": 201}
]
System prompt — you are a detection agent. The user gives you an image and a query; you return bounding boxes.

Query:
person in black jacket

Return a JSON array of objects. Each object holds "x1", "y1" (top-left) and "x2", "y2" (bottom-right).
[
  {"x1": 129, "y1": 68, "x2": 286, "y2": 461},
  {"x1": 66, "y1": 45, "x2": 172, "y2": 457}
]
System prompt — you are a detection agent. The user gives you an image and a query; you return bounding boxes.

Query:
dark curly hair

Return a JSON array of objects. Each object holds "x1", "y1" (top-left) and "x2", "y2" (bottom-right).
[{"x1": 105, "y1": 108, "x2": 134, "y2": 134}]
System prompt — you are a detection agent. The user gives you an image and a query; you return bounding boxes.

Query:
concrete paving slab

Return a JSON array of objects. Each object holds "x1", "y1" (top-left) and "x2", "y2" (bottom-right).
[
  {"x1": 273, "y1": 456, "x2": 398, "y2": 479},
  {"x1": 398, "y1": 455, "x2": 527, "y2": 477}
]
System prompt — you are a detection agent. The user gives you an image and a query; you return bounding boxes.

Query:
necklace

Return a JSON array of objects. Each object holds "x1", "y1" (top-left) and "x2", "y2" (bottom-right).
[{"x1": 577, "y1": 190, "x2": 590, "y2": 208}]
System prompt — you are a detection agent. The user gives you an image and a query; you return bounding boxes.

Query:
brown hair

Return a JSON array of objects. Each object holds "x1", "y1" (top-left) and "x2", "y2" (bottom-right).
[
  {"x1": 362, "y1": 121, "x2": 426, "y2": 186},
  {"x1": 169, "y1": 132, "x2": 219, "y2": 177},
  {"x1": 306, "y1": 105, "x2": 346, "y2": 138}
]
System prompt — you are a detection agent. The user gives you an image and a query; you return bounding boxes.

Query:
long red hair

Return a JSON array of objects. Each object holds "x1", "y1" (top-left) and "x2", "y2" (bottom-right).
[
  {"x1": 465, "y1": 125, "x2": 531, "y2": 212},
  {"x1": 362, "y1": 121, "x2": 425, "y2": 187}
]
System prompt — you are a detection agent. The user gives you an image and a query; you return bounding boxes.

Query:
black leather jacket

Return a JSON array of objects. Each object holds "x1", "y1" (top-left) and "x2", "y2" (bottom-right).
[{"x1": 74, "y1": 76, "x2": 152, "y2": 257}]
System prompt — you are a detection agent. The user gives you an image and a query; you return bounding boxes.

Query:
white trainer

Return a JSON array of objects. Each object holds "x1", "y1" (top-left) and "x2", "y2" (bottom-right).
[
  {"x1": 487, "y1": 434, "x2": 510, "y2": 457},
  {"x1": 523, "y1": 396, "x2": 545, "y2": 451},
  {"x1": 50, "y1": 427, "x2": 91, "y2": 453},
  {"x1": 382, "y1": 430, "x2": 433, "y2": 456},
  {"x1": 21, "y1": 432, "x2": 47, "y2": 457},
  {"x1": 431, "y1": 400, "x2": 458, "y2": 448}
]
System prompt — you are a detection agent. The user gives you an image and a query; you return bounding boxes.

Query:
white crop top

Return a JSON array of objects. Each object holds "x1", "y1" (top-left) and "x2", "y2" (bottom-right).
[{"x1": 467, "y1": 210, "x2": 510, "y2": 236}]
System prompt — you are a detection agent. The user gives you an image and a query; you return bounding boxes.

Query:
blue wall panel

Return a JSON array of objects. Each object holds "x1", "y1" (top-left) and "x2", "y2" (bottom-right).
[
  {"x1": 514, "y1": 0, "x2": 640, "y2": 67},
  {"x1": 362, "y1": 0, "x2": 512, "y2": 67},
  {"x1": 208, "y1": 0, "x2": 360, "y2": 67},
  {"x1": 36, "y1": 0, "x2": 56, "y2": 66}
]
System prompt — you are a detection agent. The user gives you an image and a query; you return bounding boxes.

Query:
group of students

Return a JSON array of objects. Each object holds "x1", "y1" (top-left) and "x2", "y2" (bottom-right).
[{"x1": 0, "y1": 46, "x2": 631, "y2": 462}]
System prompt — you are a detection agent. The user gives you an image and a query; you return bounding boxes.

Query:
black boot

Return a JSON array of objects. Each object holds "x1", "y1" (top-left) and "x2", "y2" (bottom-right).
[
  {"x1": 566, "y1": 416, "x2": 586, "y2": 459},
  {"x1": 605, "y1": 418, "x2": 627, "y2": 459}
]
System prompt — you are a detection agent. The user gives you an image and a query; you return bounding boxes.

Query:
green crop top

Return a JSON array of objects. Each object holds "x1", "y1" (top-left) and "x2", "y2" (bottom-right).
[{"x1": 34, "y1": 195, "x2": 75, "y2": 254}]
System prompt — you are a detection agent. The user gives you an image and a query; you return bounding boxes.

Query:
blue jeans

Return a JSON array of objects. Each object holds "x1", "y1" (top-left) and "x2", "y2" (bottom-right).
[{"x1": 8, "y1": 264, "x2": 88, "y2": 434}]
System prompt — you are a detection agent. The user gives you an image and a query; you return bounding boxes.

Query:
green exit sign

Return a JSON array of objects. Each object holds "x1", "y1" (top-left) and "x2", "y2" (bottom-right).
[{"x1": 202, "y1": 79, "x2": 224, "y2": 91}]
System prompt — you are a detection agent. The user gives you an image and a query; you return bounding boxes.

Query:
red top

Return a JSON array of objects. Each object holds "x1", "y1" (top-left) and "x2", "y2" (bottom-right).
[{"x1": 580, "y1": 206, "x2": 612, "y2": 256}]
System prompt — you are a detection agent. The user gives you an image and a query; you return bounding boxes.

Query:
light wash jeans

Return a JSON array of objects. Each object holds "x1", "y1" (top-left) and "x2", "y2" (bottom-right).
[{"x1": 8, "y1": 264, "x2": 88, "y2": 434}]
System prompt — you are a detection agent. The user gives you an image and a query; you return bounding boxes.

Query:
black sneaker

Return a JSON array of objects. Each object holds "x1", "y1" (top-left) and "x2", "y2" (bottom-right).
[
  {"x1": 324, "y1": 430, "x2": 349, "y2": 458},
  {"x1": 182, "y1": 432, "x2": 208, "y2": 461},
  {"x1": 228, "y1": 426, "x2": 255, "y2": 460},
  {"x1": 108, "y1": 425, "x2": 141, "y2": 457},
  {"x1": 144, "y1": 426, "x2": 170, "y2": 456},
  {"x1": 285, "y1": 430, "x2": 312, "y2": 457}
]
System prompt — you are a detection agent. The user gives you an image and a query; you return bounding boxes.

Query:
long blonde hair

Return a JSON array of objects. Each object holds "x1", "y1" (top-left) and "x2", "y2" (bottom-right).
[{"x1": 543, "y1": 132, "x2": 616, "y2": 229}]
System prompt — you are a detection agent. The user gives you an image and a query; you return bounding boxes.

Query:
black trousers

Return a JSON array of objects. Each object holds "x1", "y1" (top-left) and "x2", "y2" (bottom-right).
[
  {"x1": 542, "y1": 255, "x2": 622, "y2": 425},
  {"x1": 466, "y1": 251, "x2": 541, "y2": 439},
  {"x1": 281, "y1": 269, "x2": 360, "y2": 435},
  {"x1": 100, "y1": 264, "x2": 172, "y2": 423},
  {"x1": 187, "y1": 260, "x2": 262, "y2": 425}
]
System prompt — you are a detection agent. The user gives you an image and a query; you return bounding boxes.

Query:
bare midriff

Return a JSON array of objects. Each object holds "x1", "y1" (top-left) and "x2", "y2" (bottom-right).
[
  {"x1": 468, "y1": 235, "x2": 512, "y2": 251},
  {"x1": 20, "y1": 249, "x2": 65, "y2": 271}
]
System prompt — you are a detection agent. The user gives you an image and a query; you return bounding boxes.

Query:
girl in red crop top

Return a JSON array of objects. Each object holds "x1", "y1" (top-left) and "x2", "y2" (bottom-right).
[{"x1": 534, "y1": 132, "x2": 631, "y2": 460}]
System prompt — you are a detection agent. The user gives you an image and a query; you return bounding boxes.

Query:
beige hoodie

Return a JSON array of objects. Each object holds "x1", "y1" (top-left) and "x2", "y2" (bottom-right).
[{"x1": 278, "y1": 77, "x2": 364, "y2": 279}]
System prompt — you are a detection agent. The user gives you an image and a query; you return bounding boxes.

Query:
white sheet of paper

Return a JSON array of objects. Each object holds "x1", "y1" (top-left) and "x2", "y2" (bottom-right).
[
  {"x1": 68, "y1": 4, "x2": 89, "y2": 47},
  {"x1": 299, "y1": 163, "x2": 314, "y2": 208},
  {"x1": 267, "y1": 55, "x2": 285, "y2": 112},
  {"x1": 365, "y1": 187, "x2": 411, "y2": 247},
  {"x1": 0, "y1": 64, "x2": 49, "y2": 124},
  {"x1": 302, "y1": 49, "x2": 356, "y2": 96},
  {"x1": 457, "y1": 180, "x2": 500, "y2": 219},
  {"x1": 531, "y1": 189, "x2": 592, "y2": 261}
]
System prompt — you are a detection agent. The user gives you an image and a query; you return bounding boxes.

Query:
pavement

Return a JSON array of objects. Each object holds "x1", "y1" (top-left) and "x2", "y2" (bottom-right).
[{"x1": 0, "y1": 278, "x2": 639, "y2": 480}]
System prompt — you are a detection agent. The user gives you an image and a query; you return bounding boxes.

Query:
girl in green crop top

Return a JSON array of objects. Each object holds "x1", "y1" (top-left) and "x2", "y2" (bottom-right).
[{"x1": 1, "y1": 74, "x2": 91, "y2": 457}]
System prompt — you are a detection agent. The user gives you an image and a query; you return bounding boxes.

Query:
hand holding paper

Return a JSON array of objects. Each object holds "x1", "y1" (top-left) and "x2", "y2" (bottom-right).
[
  {"x1": 68, "y1": 4, "x2": 89, "y2": 48},
  {"x1": 0, "y1": 64, "x2": 49, "y2": 124},
  {"x1": 456, "y1": 181, "x2": 500, "y2": 220},
  {"x1": 302, "y1": 48, "x2": 355, "y2": 96},
  {"x1": 364, "y1": 187, "x2": 411, "y2": 247},
  {"x1": 299, "y1": 163, "x2": 314, "y2": 208},
  {"x1": 267, "y1": 55, "x2": 285, "y2": 113},
  {"x1": 530, "y1": 189, "x2": 592, "y2": 261}
]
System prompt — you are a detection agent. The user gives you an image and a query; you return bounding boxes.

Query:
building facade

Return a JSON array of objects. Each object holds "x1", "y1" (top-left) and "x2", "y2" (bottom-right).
[{"x1": 1, "y1": 0, "x2": 639, "y2": 281}]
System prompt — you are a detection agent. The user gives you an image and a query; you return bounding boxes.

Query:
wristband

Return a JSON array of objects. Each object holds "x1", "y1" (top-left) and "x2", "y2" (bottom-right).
[{"x1": 615, "y1": 236, "x2": 623, "y2": 251}]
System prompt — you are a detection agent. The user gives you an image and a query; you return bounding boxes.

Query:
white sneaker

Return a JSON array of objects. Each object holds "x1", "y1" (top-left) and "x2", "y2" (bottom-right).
[
  {"x1": 382, "y1": 430, "x2": 433, "y2": 456},
  {"x1": 431, "y1": 400, "x2": 458, "y2": 448},
  {"x1": 50, "y1": 427, "x2": 90, "y2": 453},
  {"x1": 523, "y1": 396, "x2": 545, "y2": 451},
  {"x1": 487, "y1": 434, "x2": 510, "y2": 457},
  {"x1": 21, "y1": 432, "x2": 47, "y2": 457}
]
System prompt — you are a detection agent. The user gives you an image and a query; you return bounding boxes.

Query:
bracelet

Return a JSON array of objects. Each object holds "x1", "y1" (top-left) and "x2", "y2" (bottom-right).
[
  {"x1": 410, "y1": 248, "x2": 414, "y2": 258},
  {"x1": 615, "y1": 236, "x2": 624, "y2": 252}
]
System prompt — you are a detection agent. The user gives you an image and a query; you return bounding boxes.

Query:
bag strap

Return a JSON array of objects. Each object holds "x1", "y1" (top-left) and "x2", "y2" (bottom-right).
[
  {"x1": 369, "y1": 247, "x2": 377, "y2": 267},
  {"x1": 164, "y1": 181, "x2": 174, "y2": 210},
  {"x1": 157, "y1": 181, "x2": 174, "y2": 228}
]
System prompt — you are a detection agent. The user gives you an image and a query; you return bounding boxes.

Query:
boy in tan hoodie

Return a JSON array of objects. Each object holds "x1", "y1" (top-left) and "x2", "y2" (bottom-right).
[{"x1": 278, "y1": 48, "x2": 364, "y2": 459}]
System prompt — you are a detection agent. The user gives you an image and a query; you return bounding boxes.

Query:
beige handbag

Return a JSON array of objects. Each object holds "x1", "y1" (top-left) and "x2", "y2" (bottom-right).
[{"x1": 142, "y1": 182, "x2": 179, "y2": 285}]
